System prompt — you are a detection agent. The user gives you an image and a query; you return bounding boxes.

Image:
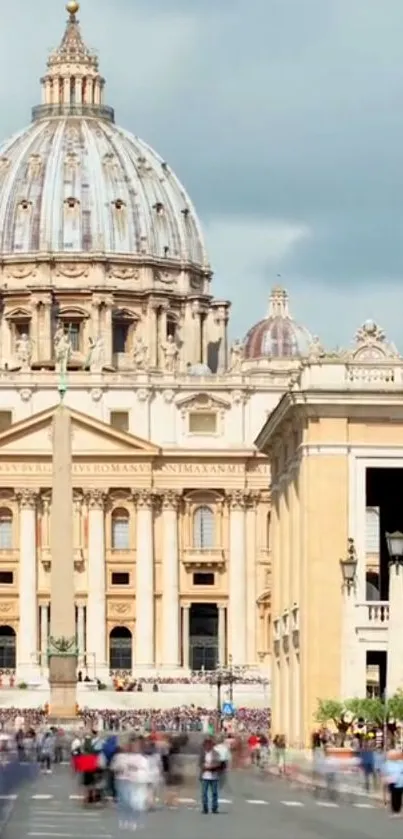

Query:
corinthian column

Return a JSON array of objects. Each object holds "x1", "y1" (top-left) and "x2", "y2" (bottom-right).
[
  {"x1": 135, "y1": 491, "x2": 154, "y2": 668},
  {"x1": 86, "y1": 490, "x2": 107, "y2": 679},
  {"x1": 17, "y1": 490, "x2": 39, "y2": 680},
  {"x1": 228, "y1": 491, "x2": 247, "y2": 666},
  {"x1": 161, "y1": 492, "x2": 180, "y2": 668}
]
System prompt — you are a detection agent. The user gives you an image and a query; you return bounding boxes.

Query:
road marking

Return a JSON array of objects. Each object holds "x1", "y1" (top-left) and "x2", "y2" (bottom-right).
[
  {"x1": 0, "y1": 794, "x2": 17, "y2": 800},
  {"x1": 69, "y1": 794, "x2": 84, "y2": 800},
  {"x1": 281, "y1": 800, "x2": 304, "y2": 807},
  {"x1": 246, "y1": 799, "x2": 268, "y2": 805},
  {"x1": 177, "y1": 797, "x2": 196, "y2": 804},
  {"x1": 218, "y1": 798, "x2": 233, "y2": 804},
  {"x1": 31, "y1": 794, "x2": 54, "y2": 800},
  {"x1": 316, "y1": 801, "x2": 339, "y2": 807},
  {"x1": 354, "y1": 803, "x2": 375, "y2": 808},
  {"x1": 28, "y1": 834, "x2": 113, "y2": 838}
]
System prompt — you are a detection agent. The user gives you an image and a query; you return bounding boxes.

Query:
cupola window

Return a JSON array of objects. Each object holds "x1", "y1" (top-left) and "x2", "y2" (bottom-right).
[
  {"x1": 166, "y1": 316, "x2": 177, "y2": 340},
  {"x1": 112, "y1": 199, "x2": 125, "y2": 210},
  {"x1": 64, "y1": 196, "x2": 80, "y2": 209},
  {"x1": 164, "y1": 246, "x2": 170, "y2": 257},
  {"x1": 18, "y1": 200, "x2": 32, "y2": 211},
  {"x1": 154, "y1": 201, "x2": 164, "y2": 215},
  {"x1": 181, "y1": 208, "x2": 190, "y2": 218}
]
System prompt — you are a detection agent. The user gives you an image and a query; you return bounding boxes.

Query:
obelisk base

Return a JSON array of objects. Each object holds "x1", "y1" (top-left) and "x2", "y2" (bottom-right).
[{"x1": 48, "y1": 655, "x2": 77, "y2": 719}]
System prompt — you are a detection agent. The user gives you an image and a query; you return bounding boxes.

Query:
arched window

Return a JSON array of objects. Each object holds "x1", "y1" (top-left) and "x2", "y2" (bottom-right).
[
  {"x1": 193, "y1": 506, "x2": 215, "y2": 549},
  {"x1": 111, "y1": 508, "x2": 130, "y2": 550},
  {"x1": 0, "y1": 625, "x2": 16, "y2": 669},
  {"x1": 109, "y1": 626, "x2": 132, "y2": 671},
  {"x1": 0, "y1": 508, "x2": 12, "y2": 550}
]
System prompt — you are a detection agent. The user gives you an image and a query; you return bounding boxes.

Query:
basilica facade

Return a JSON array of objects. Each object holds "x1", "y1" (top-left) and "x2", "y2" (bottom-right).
[{"x1": 0, "y1": 2, "x2": 320, "y2": 683}]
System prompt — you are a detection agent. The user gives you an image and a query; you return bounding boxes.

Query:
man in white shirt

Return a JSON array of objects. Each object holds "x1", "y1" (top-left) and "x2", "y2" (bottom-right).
[{"x1": 199, "y1": 737, "x2": 220, "y2": 814}]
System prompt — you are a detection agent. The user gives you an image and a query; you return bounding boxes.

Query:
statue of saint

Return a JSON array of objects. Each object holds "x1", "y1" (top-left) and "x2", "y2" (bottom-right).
[
  {"x1": 308, "y1": 335, "x2": 325, "y2": 361},
  {"x1": 15, "y1": 333, "x2": 33, "y2": 371},
  {"x1": 132, "y1": 336, "x2": 148, "y2": 370},
  {"x1": 54, "y1": 325, "x2": 72, "y2": 376},
  {"x1": 162, "y1": 335, "x2": 178, "y2": 373},
  {"x1": 230, "y1": 339, "x2": 243, "y2": 372},
  {"x1": 87, "y1": 336, "x2": 105, "y2": 373}
]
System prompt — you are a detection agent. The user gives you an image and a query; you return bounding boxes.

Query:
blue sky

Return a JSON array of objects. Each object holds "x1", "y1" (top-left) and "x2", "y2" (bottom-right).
[{"x1": 0, "y1": 0, "x2": 402, "y2": 350}]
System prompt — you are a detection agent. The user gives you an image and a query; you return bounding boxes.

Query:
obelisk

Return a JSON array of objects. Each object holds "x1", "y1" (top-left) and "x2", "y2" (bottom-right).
[{"x1": 48, "y1": 331, "x2": 77, "y2": 718}]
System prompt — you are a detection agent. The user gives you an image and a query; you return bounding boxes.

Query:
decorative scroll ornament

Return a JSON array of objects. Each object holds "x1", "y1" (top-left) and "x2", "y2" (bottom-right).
[
  {"x1": 48, "y1": 636, "x2": 77, "y2": 656},
  {"x1": 344, "y1": 319, "x2": 400, "y2": 362}
]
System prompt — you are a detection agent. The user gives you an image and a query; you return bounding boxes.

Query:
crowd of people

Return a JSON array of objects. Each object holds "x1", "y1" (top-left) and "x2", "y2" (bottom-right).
[
  {"x1": 78, "y1": 706, "x2": 270, "y2": 733},
  {"x1": 110, "y1": 672, "x2": 269, "y2": 692}
]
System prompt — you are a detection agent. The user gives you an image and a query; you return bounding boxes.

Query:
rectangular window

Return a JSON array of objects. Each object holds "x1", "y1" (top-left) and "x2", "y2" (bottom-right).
[
  {"x1": 110, "y1": 411, "x2": 129, "y2": 432},
  {"x1": 111, "y1": 571, "x2": 130, "y2": 586},
  {"x1": 188, "y1": 412, "x2": 217, "y2": 434},
  {"x1": 0, "y1": 571, "x2": 13, "y2": 585},
  {"x1": 68, "y1": 322, "x2": 81, "y2": 352},
  {"x1": 14, "y1": 321, "x2": 30, "y2": 342},
  {"x1": 0, "y1": 412, "x2": 12, "y2": 432},
  {"x1": 193, "y1": 572, "x2": 215, "y2": 586},
  {"x1": 113, "y1": 322, "x2": 130, "y2": 354}
]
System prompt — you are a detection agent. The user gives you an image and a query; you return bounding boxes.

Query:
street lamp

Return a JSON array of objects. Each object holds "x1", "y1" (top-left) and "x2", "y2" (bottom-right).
[
  {"x1": 340, "y1": 538, "x2": 357, "y2": 590},
  {"x1": 386, "y1": 531, "x2": 403, "y2": 563}
]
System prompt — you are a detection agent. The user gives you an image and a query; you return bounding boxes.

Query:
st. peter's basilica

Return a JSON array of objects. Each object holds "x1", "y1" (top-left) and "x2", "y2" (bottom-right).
[{"x1": 0, "y1": 3, "x2": 390, "y2": 700}]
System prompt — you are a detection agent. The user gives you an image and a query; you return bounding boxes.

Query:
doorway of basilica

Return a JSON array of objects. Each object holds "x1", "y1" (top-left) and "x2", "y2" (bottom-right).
[{"x1": 189, "y1": 604, "x2": 218, "y2": 671}]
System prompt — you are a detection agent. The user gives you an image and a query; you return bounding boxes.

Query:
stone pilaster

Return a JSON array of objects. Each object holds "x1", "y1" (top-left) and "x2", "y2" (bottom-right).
[
  {"x1": 86, "y1": 489, "x2": 108, "y2": 680},
  {"x1": 228, "y1": 491, "x2": 248, "y2": 666},
  {"x1": 161, "y1": 491, "x2": 180, "y2": 669},
  {"x1": 17, "y1": 489, "x2": 38, "y2": 680},
  {"x1": 135, "y1": 490, "x2": 154, "y2": 668}
]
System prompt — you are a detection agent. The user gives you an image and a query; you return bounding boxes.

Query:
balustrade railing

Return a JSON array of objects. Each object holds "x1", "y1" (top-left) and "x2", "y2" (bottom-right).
[{"x1": 356, "y1": 601, "x2": 389, "y2": 625}]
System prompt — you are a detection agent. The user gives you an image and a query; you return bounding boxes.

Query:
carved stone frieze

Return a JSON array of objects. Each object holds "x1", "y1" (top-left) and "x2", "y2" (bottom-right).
[
  {"x1": 55, "y1": 263, "x2": 89, "y2": 279},
  {"x1": 111, "y1": 602, "x2": 130, "y2": 615},
  {"x1": 154, "y1": 269, "x2": 175, "y2": 285},
  {"x1": 0, "y1": 602, "x2": 14, "y2": 614},
  {"x1": 162, "y1": 389, "x2": 175, "y2": 403},
  {"x1": 5, "y1": 265, "x2": 36, "y2": 280},
  {"x1": 110, "y1": 266, "x2": 139, "y2": 281}
]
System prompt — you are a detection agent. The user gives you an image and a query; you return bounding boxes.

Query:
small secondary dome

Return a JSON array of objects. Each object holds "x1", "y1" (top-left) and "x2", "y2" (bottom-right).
[
  {"x1": 0, "y1": 6, "x2": 208, "y2": 267},
  {"x1": 243, "y1": 286, "x2": 313, "y2": 359}
]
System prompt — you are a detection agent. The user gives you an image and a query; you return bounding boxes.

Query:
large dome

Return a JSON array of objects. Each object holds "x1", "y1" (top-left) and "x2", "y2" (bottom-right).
[{"x1": 0, "y1": 4, "x2": 208, "y2": 268}]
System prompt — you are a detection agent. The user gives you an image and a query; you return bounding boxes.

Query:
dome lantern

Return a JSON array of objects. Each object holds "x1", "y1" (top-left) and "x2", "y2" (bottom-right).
[{"x1": 33, "y1": 2, "x2": 114, "y2": 123}]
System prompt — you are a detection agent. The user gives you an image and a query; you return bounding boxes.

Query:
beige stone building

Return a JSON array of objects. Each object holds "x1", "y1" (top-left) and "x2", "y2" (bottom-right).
[
  {"x1": 256, "y1": 320, "x2": 403, "y2": 744},
  {"x1": 0, "y1": 2, "x2": 325, "y2": 686}
]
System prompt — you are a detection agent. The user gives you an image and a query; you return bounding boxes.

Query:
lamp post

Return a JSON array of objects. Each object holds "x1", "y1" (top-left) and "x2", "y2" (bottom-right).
[
  {"x1": 385, "y1": 531, "x2": 403, "y2": 697},
  {"x1": 340, "y1": 538, "x2": 358, "y2": 591},
  {"x1": 340, "y1": 538, "x2": 358, "y2": 699},
  {"x1": 386, "y1": 531, "x2": 403, "y2": 564}
]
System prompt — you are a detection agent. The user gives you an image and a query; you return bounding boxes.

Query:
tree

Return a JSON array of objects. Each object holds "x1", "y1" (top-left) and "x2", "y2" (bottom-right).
[{"x1": 386, "y1": 690, "x2": 403, "y2": 723}]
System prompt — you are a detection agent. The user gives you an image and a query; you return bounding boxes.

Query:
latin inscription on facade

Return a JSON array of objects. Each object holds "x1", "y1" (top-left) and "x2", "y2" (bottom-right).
[{"x1": 0, "y1": 460, "x2": 269, "y2": 478}]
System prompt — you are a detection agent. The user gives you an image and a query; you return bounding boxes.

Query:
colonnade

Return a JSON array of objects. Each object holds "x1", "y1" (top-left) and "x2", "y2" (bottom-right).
[{"x1": 10, "y1": 487, "x2": 258, "y2": 678}]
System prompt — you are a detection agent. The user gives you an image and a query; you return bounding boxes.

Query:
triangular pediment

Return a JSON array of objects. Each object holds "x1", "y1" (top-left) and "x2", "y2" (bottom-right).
[
  {"x1": 175, "y1": 392, "x2": 230, "y2": 411},
  {"x1": 0, "y1": 405, "x2": 160, "y2": 457}
]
